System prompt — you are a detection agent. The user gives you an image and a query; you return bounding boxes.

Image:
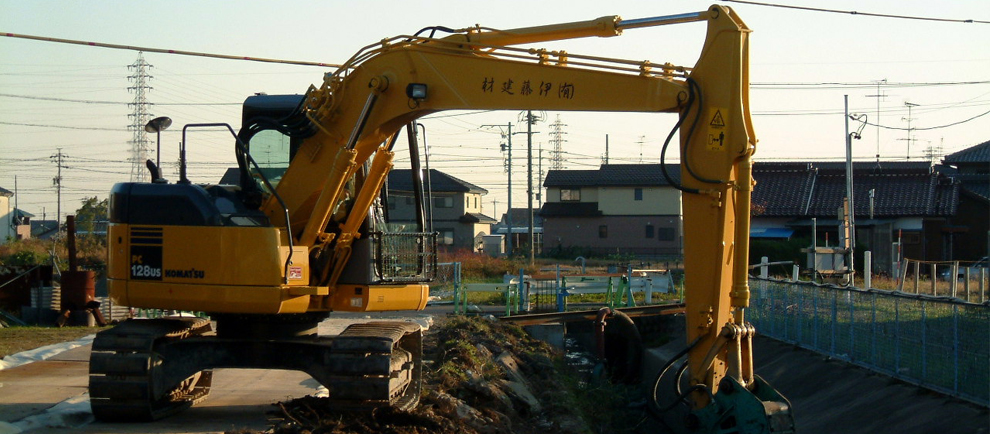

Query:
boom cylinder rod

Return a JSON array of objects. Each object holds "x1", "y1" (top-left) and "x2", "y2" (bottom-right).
[
  {"x1": 617, "y1": 11, "x2": 708, "y2": 30},
  {"x1": 407, "y1": 122, "x2": 427, "y2": 232},
  {"x1": 452, "y1": 10, "x2": 708, "y2": 47}
]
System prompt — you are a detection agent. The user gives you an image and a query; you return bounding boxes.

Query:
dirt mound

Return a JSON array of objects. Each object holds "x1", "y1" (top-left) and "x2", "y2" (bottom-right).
[{"x1": 241, "y1": 316, "x2": 592, "y2": 434}]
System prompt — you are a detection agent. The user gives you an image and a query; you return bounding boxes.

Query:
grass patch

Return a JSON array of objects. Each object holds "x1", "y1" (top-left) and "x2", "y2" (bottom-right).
[{"x1": 0, "y1": 326, "x2": 104, "y2": 358}]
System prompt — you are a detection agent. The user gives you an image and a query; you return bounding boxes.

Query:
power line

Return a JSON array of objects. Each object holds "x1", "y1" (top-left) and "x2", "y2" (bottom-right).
[
  {"x1": 0, "y1": 121, "x2": 126, "y2": 131},
  {"x1": 0, "y1": 93, "x2": 239, "y2": 105},
  {"x1": 720, "y1": 0, "x2": 990, "y2": 24},
  {"x1": 860, "y1": 108, "x2": 990, "y2": 131},
  {"x1": 1, "y1": 32, "x2": 342, "y2": 67},
  {"x1": 752, "y1": 80, "x2": 990, "y2": 90}
]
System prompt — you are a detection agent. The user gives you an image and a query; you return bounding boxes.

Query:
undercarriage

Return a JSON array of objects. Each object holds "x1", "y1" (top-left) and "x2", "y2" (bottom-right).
[{"x1": 89, "y1": 315, "x2": 423, "y2": 421}]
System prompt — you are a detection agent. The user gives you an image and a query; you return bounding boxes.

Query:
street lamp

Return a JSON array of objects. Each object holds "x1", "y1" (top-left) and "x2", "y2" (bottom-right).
[{"x1": 144, "y1": 116, "x2": 172, "y2": 179}]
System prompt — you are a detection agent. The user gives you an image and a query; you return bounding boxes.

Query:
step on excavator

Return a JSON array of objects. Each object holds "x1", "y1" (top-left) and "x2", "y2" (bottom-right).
[{"x1": 93, "y1": 5, "x2": 794, "y2": 432}]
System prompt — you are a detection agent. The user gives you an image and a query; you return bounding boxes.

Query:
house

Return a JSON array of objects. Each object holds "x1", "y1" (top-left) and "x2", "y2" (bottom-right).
[
  {"x1": 940, "y1": 140, "x2": 990, "y2": 261},
  {"x1": 541, "y1": 164, "x2": 683, "y2": 257},
  {"x1": 540, "y1": 156, "x2": 987, "y2": 270},
  {"x1": 750, "y1": 161, "x2": 965, "y2": 275},
  {"x1": 0, "y1": 186, "x2": 12, "y2": 242},
  {"x1": 220, "y1": 166, "x2": 497, "y2": 252},
  {"x1": 12, "y1": 209, "x2": 33, "y2": 240},
  {"x1": 491, "y1": 208, "x2": 543, "y2": 255},
  {"x1": 30, "y1": 220, "x2": 59, "y2": 240},
  {"x1": 386, "y1": 169, "x2": 497, "y2": 252}
]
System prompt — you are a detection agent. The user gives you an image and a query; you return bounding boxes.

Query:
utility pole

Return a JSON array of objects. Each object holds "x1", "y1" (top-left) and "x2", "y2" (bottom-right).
[
  {"x1": 603, "y1": 134, "x2": 609, "y2": 165},
  {"x1": 50, "y1": 148, "x2": 65, "y2": 228},
  {"x1": 484, "y1": 123, "x2": 513, "y2": 255},
  {"x1": 520, "y1": 110, "x2": 544, "y2": 264},
  {"x1": 538, "y1": 147, "x2": 544, "y2": 209},
  {"x1": 844, "y1": 95, "x2": 856, "y2": 282},
  {"x1": 637, "y1": 135, "x2": 647, "y2": 163},
  {"x1": 865, "y1": 79, "x2": 887, "y2": 163}
]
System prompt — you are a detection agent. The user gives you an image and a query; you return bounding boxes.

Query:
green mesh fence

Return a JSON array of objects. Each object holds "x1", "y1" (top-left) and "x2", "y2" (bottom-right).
[{"x1": 750, "y1": 277, "x2": 990, "y2": 407}]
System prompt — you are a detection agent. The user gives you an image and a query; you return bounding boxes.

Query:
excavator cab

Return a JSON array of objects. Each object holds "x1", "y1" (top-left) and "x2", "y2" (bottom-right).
[{"x1": 235, "y1": 93, "x2": 438, "y2": 288}]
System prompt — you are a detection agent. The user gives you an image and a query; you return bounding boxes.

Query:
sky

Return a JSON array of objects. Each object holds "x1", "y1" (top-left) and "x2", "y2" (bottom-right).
[{"x1": 1, "y1": 0, "x2": 988, "y2": 223}]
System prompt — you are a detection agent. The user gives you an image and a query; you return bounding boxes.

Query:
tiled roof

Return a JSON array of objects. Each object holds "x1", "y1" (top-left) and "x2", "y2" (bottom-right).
[
  {"x1": 388, "y1": 169, "x2": 487, "y2": 194},
  {"x1": 751, "y1": 166, "x2": 815, "y2": 216},
  {"x1": 944, "y1": 140, "x2": 990, "y2": 165},
  {"x1": 0, "y1": 186, "x2": 12, "y2": 197},
  {"x1": 539, "y1": 202, "x2": 602, "y2": 217},
  {"x1": 497, "y1": 208, "x2": 544, "y2": 227},
  {"x1": 543, "y1": 169, "x2": 599, "y2": 187},
  {"x1": 544, "y1": 164, "x2": 680, "y2": 187},
  {"x1": 460, "y1": 213, "x2": 497, "y2": 224},
  {"x1": 752, "y1": 162, "x2": 959, "y2": 218}
]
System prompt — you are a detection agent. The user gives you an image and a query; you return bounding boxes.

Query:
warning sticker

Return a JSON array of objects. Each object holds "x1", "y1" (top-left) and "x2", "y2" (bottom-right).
[{"x1": 707, "y1": 107, "x2": 727, "y2": 151}]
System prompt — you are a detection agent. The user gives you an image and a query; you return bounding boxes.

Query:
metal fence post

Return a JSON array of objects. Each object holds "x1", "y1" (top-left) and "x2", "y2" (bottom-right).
[
  {"x1": 894, "y1": 296, "x2": 901, "y2": 376},
  {"x1": 761, "y1": 256, "x2": 769, "y2": 279},
  {"x1": 964, "y1": 267, "x2": 971, "y2": 302},
  {"x1": 953, "y1": 304, "x2": 959, "y2": 395},
  {"x1": 931, "y1": 264, "x2": 938, "y2": 296},
  {"x1": 831, "y1": 288, "x2": 838, "y2": 356},
  {"x1": 950, "y1": 262, "x2": 959, "y2": 298},
  {"x1": 518, "y1": 268, "x2": 525, "y2": 313},
  {"x1": 792, "y1": 264, "x2": 800, "y2": 282},
  {"x1": 981, "y1": 268, "x2": 987, "y2": 303},
  {"x1": 456, "y1": 262, "x2": 464, "y2": 314},
  {"x1": 813, "y1": 286, "x2": 819, "y2": 349},
  {"x1": 797, "y1": 281, "x2": 804, "y2": 342},
  {"x1": 766, "y1": 285, "x2": 777, "y2": 336},
  {"x1": 897, "y1": 258, "x2": 907, "y2": 292},
  {"x1": 849, "y1": 288, "x2": 855, "y2": 360},
  {"x1": 921, "y1": 300, "x2": 927, "y2": 379},
  {"x1": 871, "y1": 291, "x2": 877, "y2": 365},
  {"x1": 864, "y1": 251, "x2": 872, "y2": 289},
  {"x1": 918, "y1": 261, "x2": 927, "y2": 294}
]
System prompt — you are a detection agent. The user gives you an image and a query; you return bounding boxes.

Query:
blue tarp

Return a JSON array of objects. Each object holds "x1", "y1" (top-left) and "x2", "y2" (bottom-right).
[{"x1": 750, "y1": 227, "x2": 794, "y2": 239}]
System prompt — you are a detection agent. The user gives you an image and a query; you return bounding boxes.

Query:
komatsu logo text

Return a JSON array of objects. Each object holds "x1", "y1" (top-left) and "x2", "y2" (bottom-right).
[{"x1": 165, "y1": 268, "x2": 206, "y2": 279}]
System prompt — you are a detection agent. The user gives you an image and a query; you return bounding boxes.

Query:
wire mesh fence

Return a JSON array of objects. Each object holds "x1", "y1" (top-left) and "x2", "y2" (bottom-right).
[
  {"x1": 749, "y1": 277, "x2": 990, "y2": 407},
  {"x1": 431, "y1": 262, "x2": 460, "y2": 300}
]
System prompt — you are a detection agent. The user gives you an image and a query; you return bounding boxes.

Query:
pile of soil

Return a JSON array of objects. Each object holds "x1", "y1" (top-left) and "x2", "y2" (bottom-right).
[{"x1": 242, "y1": 316, "x2": 603, "y2": 434}]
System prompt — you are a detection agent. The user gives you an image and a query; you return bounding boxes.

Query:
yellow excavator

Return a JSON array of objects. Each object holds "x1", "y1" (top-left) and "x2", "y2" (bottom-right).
[{"x1": 93, "y1": 5, "x2": 793, "y2": 432}]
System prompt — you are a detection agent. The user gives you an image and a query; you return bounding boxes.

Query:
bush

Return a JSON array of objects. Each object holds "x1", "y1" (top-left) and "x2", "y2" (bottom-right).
[{"x1": 439, "y1": 249, "x2": 537, "y2": 281}]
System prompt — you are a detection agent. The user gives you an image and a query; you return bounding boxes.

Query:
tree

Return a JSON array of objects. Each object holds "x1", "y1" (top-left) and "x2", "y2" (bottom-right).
[
  {"x1": 72, "y1": 197, "x2": 108, "y2": 269},
  {"x1": 75, "y1": 197, "x2": 108, "y2": 235}
]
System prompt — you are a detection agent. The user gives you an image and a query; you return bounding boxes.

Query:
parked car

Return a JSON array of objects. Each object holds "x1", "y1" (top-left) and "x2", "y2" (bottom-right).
[{"x1": 940, "y1": 256, "x2": 989, "y2": 280}]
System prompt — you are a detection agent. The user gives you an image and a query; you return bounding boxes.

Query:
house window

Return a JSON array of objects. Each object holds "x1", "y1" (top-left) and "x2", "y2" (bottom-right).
[
  {"x1": 434, "y1": 196, "x2": 453, "y2": 208},
  {"x1": 561, "y1": 189, "x2": 581, "y2": 201},
  {"x1": 466, "y1": 197, "x2": 470, "y2": 208},
  {"x1": 658, "y1": 227, "x2": 675, "y2": 241},
  {"x1": 634, "y1": 188, "x2": 643, "y2": 201},
  {"x1": 438, "y1": 229, "x2": 454, "y2": 245},
  {"x1": 474, "y1": 197, "x2": 478, "y2": 209},
  {"x1": 645, "y1": 224, "x2": 654, "y2": 238},
  {"x1": 599, "y1": 225, "x2": 608, "y2": 238}
]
